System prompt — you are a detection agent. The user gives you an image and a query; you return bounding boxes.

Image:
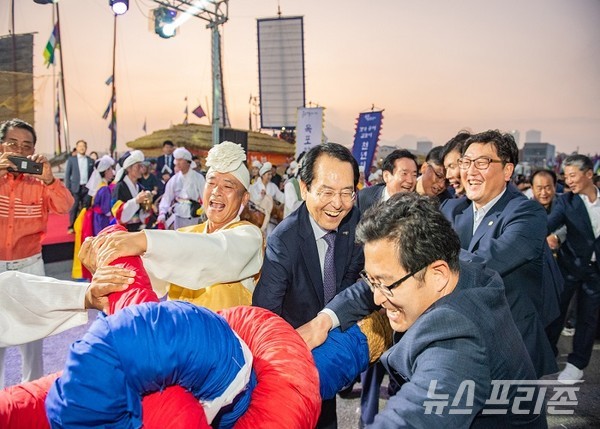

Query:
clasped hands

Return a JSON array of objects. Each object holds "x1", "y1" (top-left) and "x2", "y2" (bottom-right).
[{"x1": 79, "y1": 230, "x2": 148, "y2": 312}]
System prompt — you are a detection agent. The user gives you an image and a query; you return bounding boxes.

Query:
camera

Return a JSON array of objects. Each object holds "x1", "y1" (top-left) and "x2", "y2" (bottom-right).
[{"x1": 7, "y1": 156, "x2": 43, "y2": 175}]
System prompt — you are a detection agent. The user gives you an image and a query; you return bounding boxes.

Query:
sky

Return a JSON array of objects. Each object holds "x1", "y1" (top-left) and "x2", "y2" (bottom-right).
[{"x1": 2, "y1": 0, "x2": 599, "y2": 156}]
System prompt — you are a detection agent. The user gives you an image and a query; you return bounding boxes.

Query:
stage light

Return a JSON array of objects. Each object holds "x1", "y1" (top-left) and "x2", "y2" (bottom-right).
[
  {"x1": 154, "y1": 7, "x2": 178, "y2": 39},
  {"x1": 109, "y1": 0, "x2": 129, "y2": 15}
]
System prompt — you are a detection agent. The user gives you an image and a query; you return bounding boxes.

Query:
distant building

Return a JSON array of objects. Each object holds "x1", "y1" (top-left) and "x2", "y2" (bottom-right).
[
  {"x1": 375, "y1": 145, "x2": 397, "y2": 165},
  {"x1": 525, "y1": 129, "x2": 542, "y2": 143},
  {"x1": 416, "y1": 140, "x2": 433, "y2": 155},
  {"x1": 522, "y1": 142, "x2": 555, "y2": 169},
  {"x1": 510, "y1": 130, "x2": 521, "y2": 147}
]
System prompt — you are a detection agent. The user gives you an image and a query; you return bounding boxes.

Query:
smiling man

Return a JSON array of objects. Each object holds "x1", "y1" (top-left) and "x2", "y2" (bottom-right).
[
  {"x1": 253, "y1": 142, "x2": 364, "y2": 429},
  {"x1": 356, "y1": 149, "x2": 418, "y2": 213},
  {"x1": 298, "y1": 194, "x2": 547, "y2": 427},
  {"x1": 95, "y1": 141, "x2": 263, "y2": 310},
  {"x1": 440, "y1": 130, "x2": 557, "y2": 378}
]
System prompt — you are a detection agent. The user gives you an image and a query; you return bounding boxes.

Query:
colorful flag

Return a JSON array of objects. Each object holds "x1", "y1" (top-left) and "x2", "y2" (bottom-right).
[
  {"x1": 192, "y1": 104, "x2": 206, "y2": 119},
  {"x1": 43, "y1": 23, "x2": 58, "y2": 68}
]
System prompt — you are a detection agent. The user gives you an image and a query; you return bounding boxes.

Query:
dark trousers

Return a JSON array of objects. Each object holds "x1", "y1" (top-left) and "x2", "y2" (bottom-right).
[
  {"x1": 360, "y1": 362, "x2": 386, "y2": 426},
  {"x1": 69, "y1": 187, "x2": 91, "y2": 228},
  {"x1": 316, "y1": 397, "x2": 337, "y2": 429},
  {"x1": 546, "y1": 264, "x2": 600, "y2": 370}
]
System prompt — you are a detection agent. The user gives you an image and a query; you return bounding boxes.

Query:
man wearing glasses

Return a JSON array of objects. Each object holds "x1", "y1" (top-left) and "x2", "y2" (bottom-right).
[
  {"x1": 415, "y1": 146, "x2": 452, "y2": 204},
  {"x1": 298, "y1": 193, "x2": 546, "y2": 427},
  {"x1": 253, "y1": 142, "x2": 364, "y2": 429},
  {"x1": 439, "y1": 130, "x2": 557, "y2": 379},
  {"x1": 0, "y1": 118, "x2": 73, "y2": 388},
  {"x1": 355, "y1": 147, "x2": 418, "y2": 427}
]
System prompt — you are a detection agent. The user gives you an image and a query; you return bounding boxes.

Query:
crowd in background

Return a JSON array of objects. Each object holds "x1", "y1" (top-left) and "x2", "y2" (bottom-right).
[{"x1": 2, "y1": 117, "x2": 600, "y2": 428}]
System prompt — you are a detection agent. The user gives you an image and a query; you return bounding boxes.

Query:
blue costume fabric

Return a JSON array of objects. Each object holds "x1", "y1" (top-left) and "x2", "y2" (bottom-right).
[
  {"x1": 313, "y1": 325, "x2": 370, "y2": 400},
  {"x1": 45, "y1": 301, "x2": 255, "y2": 429}
]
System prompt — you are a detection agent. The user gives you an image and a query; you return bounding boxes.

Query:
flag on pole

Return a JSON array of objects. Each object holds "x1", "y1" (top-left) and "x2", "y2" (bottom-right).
[
  {"x1": 105, "y1": 75, "x2": 114, "y2": 86},
  {"x1": 109, "y1": 96, "x2": 117, "y2": 155},
  {"x1": 102, "y1": 97, "x2": 112, "y2": 120},
  {"x1": 43, "y1": 23, "x2": 59, "y2": 68},
  {"x1": 142, "y1": 118, "x2": 147, "y2": 133},
  {"x1": 192, "y1": 104, "x2": 206, "y2": 119}
]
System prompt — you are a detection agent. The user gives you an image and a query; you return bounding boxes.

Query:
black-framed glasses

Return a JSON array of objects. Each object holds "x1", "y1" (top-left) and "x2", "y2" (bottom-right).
[
  {"x1": 315, "y1": 189, "x2": 356, "y2": 204},
  {"x1": 457, "y1": 157, "x2": 503, "y2": 170},
  {"x1": 427, "y1": 162, "x2": 446, "y2": 181},
  {"x1": 360, "y1": 268, "x2": 424, "y2": 298}
]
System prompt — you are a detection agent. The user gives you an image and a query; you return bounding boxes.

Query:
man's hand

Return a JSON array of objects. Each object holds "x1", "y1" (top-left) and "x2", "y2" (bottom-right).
[
  {"x1": 29, "y1": 153, "x2": 54, "y2": 185},
  {"x1": 0, "y1": 151, "x2": 17, "y2": 177},
  {"x1": 296, "y1": 312, "x2": 333, "y2": 350},
  {"x1": 84, "y1": 266, "x2": 136, "y2": 312},
  {"x1": 547, "y1": 234, "x2": 560, "y2": 250},
  {"x1": 79, "y1": 234, "x2": 110, "y2": 274},
  {"x1": 96, "y1": 231, "x2": 148, "y2": 267}
]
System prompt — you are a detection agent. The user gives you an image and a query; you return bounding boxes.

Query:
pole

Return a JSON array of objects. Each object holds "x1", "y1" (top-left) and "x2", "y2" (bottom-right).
[
  {"x1": 56, "y1": 3, "x2": 70, "y2": 152},
  {"x1": 211, "y1": 23, "x2": 221, "y2": 146},
  {"x1": 110, "y1": 14, "x2": 117, "y2": 157},
  {"x1": 51, "y1": 5, "x2": 59, "y2": 154}
]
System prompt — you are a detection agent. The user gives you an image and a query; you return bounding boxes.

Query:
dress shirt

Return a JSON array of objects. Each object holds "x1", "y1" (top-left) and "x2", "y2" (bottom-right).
[
  {"x1": 579, "y1": 188, "x2": 600, "y2": 261},
  {"x1": 0, "y1": 173, "x2": 73, "y2": 260},
  {"x1": 308, "y1": 215, "x2": 336, "y2": 285},
  {"x1": 472, "y1": 188, "x2": 507, "y2": 234},
  {"x1": 77, "y1": 154, "x2": 89, "y2": 185}
]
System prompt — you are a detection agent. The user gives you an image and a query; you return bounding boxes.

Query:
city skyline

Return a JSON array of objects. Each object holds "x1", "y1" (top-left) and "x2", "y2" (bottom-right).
[{"x1": 1, "y1": 0, "x2": 598, "y2": 156}]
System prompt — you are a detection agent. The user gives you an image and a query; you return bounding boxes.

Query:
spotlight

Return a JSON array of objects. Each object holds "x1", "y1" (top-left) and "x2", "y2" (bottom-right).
[
  {"x1": 109, "y1": 0, "x2": 129, "y2": 15},
  {"x1": 154, "y1": 7, "x2": 178, "y2": 39}
]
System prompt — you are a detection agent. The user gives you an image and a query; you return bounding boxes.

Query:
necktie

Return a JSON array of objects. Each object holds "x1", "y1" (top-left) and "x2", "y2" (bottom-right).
[{"x1": 322, "y1": 232, "x2": 337, "y2": 303}]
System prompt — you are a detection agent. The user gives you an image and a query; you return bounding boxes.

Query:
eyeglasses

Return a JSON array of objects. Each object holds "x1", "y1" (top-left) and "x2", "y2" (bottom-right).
[
  {"x1": 360, "y1": 267, "x2": 424, "y2": 298},
  {"x1": 2, "y1": 141, "x2": 34, "y2": 152},
  {"x1": 427, "y1": 163, "x2": 446, "y2": 181},
  {"x1": 315, "y1": 189, "x2": 356, "y2": 203},
  {"x1": 457, "y1": 157, "x2": 503, "y2": 170}
]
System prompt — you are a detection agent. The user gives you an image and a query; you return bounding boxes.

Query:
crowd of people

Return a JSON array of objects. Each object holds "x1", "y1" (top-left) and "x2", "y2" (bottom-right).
[{"x1": 1, "y1": 117, "x2": 599, "y2": 428}]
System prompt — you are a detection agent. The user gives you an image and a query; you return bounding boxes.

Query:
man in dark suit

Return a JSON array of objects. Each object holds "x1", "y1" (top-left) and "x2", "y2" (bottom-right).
[
  {"x1": 298, "y1": 194, "x2": 547, "y2": 427},
  {"x1": 156, "y1": 140, "x2": 175, "y2": 175},
  {"x1": 357, "y1": 149, "x2": 417, "y2": 212},
  {"x1": 253, "y1": 142, "x2": 364, "y2": 428},
  {"x1": 439, "y1": 130, "x2": 557, "y2": 378},
  {"x1": 546, "y1": 154, "x2": 600, "y2": 383},
  {"x1": 355, "y1": 148, "x2": 417, "y2": 427},
  {"x1": 416, "y1": 146, "x2": 453, "y2": 205},
  {"x1": 64, "y1": 139, "x2": 94, "y2": 232}
]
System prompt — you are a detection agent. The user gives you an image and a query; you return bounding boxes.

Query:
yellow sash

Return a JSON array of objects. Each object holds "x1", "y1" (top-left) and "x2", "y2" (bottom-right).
[{"x1": 167, "y1": 220, "x2": 261, "y2": 311}]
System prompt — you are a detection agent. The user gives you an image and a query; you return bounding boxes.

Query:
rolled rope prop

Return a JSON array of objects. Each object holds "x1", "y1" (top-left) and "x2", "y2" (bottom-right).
[{"x1": 45, "y1": 302, "x2": 255, "y2": 428}]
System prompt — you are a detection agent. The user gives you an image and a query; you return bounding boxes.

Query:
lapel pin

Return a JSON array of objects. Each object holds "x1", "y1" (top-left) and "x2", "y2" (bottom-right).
[
  {"x1": 342, "y1": 231, "x2": 349, "y2": 235},
  {"x1": 488, "y1": 221, "x2": 494, "y2": 226}
]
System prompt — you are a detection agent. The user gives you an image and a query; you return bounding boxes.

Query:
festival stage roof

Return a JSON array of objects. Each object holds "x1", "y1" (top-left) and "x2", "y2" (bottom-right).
[{"x1": 126, "y1": 123, "x2": 295, "y2": 159}]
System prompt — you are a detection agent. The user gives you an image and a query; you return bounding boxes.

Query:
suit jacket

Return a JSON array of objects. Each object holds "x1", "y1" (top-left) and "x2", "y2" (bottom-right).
[
  {"x1": 356, "y1": 184, "x2": 385, "y2": 214},
  {"x1": 549, "y1": 191, "x2": 600, "y2": 285},
  {"x1": 440, "y1": 184, "x2": 557, "y2": 377},
  {"x1": 156, "y1": 154, "x2": 175, "y2": 175},
  {"x1": 64, "y1": 155, "x2": 94, "y2": 194},
  {"x1": 252, "y1": 202, "x2": 364, "y2": 328},
  {"x1": 328, "y1": 262, "x2": 546, "y2": 428}
]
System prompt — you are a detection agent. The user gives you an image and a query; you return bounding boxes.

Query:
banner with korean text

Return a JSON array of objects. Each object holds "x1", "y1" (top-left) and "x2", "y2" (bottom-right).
[
  {"x1": 296, "y1": 107, "x2": 324, "y2": 159},
  {"x1": 352, "y1": 111, "x2": 383, "y2": 173}
]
